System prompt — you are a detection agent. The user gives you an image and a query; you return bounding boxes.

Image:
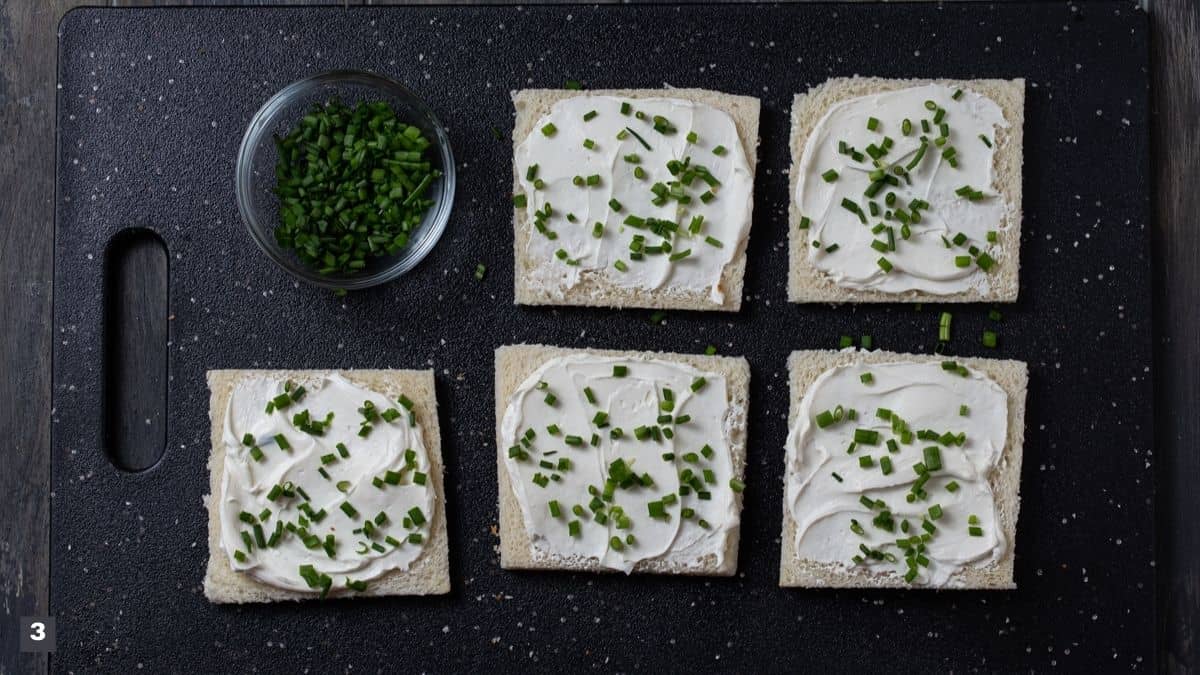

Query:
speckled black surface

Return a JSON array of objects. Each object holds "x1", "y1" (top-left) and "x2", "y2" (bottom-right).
[{"x1": 53, "y1": 3, "x2": 1152, "y2": 672}]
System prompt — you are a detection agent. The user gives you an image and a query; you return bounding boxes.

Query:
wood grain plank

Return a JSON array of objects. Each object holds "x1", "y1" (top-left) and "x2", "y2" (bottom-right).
[
  {"x1": 1150, "y1": 0, "x2": 1200, "y2": 671},
  {"x1": 0, "y1": 0, "x2": 76, "y2": 670}
]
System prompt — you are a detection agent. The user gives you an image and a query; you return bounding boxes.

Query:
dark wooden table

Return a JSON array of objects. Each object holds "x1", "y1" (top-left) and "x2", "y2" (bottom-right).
[{"x1": 2, "y1": 1, "x2": 1195, "y2": 672}]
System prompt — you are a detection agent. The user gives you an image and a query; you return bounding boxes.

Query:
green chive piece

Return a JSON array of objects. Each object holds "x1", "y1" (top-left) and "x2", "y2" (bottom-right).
[
  {"x1": 541, "y1": 123, "x2": 557, "y2": 137},
  {"x1": 880, "y1": 456, "x2": 893, "y2": 475},
  {"x1": 923, "y1": 446, "x2": 943, "y2": 471},
  {"x1": 853, "y1": 429, "x2": 880, "y2": 445}
]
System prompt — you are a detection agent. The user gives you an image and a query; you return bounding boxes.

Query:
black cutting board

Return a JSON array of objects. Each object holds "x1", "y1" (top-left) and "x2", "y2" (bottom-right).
[{"x1": 53, "y1": 3, "x2": 1153, "y2": 672}]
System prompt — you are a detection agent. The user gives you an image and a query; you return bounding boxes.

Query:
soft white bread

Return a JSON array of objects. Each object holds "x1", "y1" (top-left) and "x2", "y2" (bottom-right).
[
  {"x1": 779, "y1": 350, "x2": 1027, "y2": 589},
  {"x1": 203, "y1": 369, "x2": 450, "y2": 603},
  {"x1": 512, "y1": 88, "x2": 761, "y2": 311},
  {"x1": 495, "y1": 344, "x2": 749, "y2": 575},
  {"x1": 788, "y1": 77, "x2": 1024, "y2": 303}
]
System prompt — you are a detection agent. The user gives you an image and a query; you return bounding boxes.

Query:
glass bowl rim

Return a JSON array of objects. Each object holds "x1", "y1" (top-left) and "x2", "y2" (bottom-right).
[{"x1": 234, "y1": 69, "x2": 455, "y2": 290}]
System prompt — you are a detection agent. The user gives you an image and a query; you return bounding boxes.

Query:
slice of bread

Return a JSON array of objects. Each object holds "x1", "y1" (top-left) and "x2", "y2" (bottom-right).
[
  {"x1": 779, "y1": 350, "x2": 1027, "y2": 589},
  {"x1": 511, "y1": 88, "x2": 761, "y2": 311},
  {"x1": 494, "y1": 344, "x2": 749, "y2": 575},
  {"x1": 203, "y1": 369, "x2": 450, "y2": 603},
  {"x1": 787, "y1": 77, "x2": 1025, "y2": 303}
]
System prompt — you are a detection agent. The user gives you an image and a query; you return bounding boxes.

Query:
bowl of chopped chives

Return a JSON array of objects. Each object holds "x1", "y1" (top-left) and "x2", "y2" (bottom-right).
[{"x1": 236, "y1": 70, "x2": 455, "y2": 290}]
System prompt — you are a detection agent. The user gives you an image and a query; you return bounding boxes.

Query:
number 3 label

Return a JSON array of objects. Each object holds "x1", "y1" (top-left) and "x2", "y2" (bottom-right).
[{"x1": 19, "y1": 616, "x2": 55, "y2": 652}]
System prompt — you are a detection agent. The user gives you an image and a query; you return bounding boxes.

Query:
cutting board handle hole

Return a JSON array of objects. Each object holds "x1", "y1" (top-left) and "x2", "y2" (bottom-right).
[{"x1": 102, "y1": 228, "x2": 169, "y2": 473}]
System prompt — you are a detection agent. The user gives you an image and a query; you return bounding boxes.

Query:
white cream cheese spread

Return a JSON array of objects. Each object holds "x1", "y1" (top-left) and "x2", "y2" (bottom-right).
[
  {"x1": 501, "y1": 354, "x2": 742, "y2": 572},
  {"x1": 784, "y1": 359, "x2": 1008, "y2": 586},
  {"x1": 515, "y1": 95, "x2": 754, "y2": 303},
  {"x1": 796, "y1": 84, "x2": 1009, "y2": 294},
  {"x1": 219, "y1": 374, "x2": 435, "y2": 595}
]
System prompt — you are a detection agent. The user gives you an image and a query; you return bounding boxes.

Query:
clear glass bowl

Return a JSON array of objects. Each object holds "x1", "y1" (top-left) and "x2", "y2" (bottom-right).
[{"x1": 235, "y1": 71, "x2": 455, "y2": 290}]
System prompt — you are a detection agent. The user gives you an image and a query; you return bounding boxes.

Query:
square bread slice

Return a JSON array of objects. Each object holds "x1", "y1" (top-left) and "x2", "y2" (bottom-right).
[
  {"x1": 511, "y1": 88, "x2": 761, "y2": 311},
  {"x1": 203, "y1": 369, "x2": 450, "y2": 603},
  {"x1": 495, "y1": 344, "x2": 749, "y2": 575},
  {"x1": 780, "y1": 350, "x2": 1027, "y2": 589},
  {"x1": 788, "y1": 77, "x2": 1024, "y2": 303}
]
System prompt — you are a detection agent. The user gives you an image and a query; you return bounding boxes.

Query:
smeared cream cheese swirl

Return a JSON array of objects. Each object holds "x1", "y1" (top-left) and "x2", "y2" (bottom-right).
[
  {"x1": 219, "y1": 374, "x2": 434, "y2": 593},
  {"x1": 515, "y1": 95, "x2": 754, "y2": 303},
  {"x1": 501, "y1": 354, "x2": 740, "y2": 572},
  {"x1": 796, "y1": 84, "x2": 1010, "y2": 294},
  {"x1": 784, "y1": 360, "x2": 1007, "y2": 587}
]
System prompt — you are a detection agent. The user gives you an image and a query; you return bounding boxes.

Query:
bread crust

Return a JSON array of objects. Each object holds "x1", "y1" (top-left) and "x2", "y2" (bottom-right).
[
  {"x1": 495, "y1": 344, "x2": 749, "y2": 575},
  {"x1": 203, "y1": 369, "x2": 450, "y2": 603},
  {"x1": 779, "y1": 350, "x2": 1026, "y2": 589},
  {"x1": 512, "y1": 88, "x2": 761, "y2": 311},
  {"x1": 787, "y1": 77, "x2": 1025, "y2": 303}
]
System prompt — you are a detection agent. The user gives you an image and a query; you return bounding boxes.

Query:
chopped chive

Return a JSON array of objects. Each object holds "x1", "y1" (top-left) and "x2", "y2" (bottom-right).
[
  {"x1": 853, "y1": 429, "x2": 880, "y2": 445},
  {"x1": 541, "y1": 123, "x2": 557, "y2": 137},
  {"x1": 624, "y1": 126, "x2": 652, "y2": 151},
  {"x1": 880, "y1": 456, "x2": 894, "y2": 475},
  {"x1": 340, "y1": 502, "x2": 359, "y2": 519},
  {"x1": 983, "y1": 330, "x2": 998, "y2": 348},
  {"x1": 583, "y1": 109, "x2": 598, "y2": 122},
  {"x1": 923, "y1": 446, "x2": 943, "y2": 471},
  {"x1": 822, "y1": 169, "x2": 839, "y2": 183}
]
